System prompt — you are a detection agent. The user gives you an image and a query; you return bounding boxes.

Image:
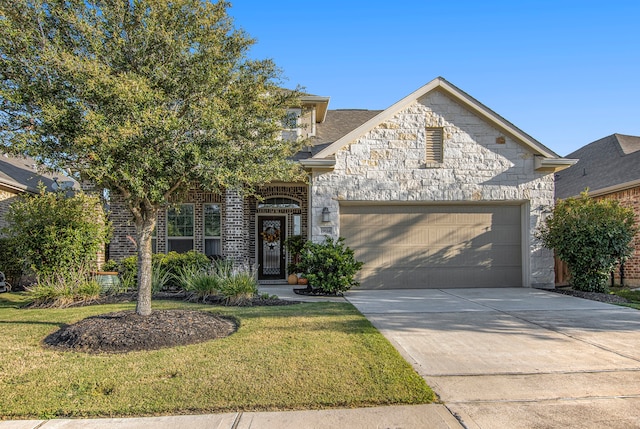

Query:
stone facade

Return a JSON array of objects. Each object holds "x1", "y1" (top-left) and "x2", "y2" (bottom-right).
[
  {"x1": 0, "y1": 188, "x2": 18, "y2": 235},
  {"x1": 310, "y1": 90, "x2": 556, "y2": 288}
]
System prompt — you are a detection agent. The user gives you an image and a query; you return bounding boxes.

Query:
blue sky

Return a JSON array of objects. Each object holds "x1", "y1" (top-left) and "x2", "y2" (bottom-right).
[{"x1": 228, "y1": 0, "x2": 639, "y2": 156}]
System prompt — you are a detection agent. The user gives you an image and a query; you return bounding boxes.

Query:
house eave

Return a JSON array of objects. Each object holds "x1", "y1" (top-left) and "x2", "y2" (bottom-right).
[
  {"x1": 534, "y1": 157, "x2": 578, "y2": 172},
  {"x1": 0, "y1": 179, "x2": 34, "y2": 194},
  {"x1": 572, "y1": 179, "x2": 640, "y2": 199},
  {"x1": 300, "y1": 96, "x2": 330, "y2": 123},
  {"x1": 298, "y1": 158, "x2": 336, "y2": 169}
]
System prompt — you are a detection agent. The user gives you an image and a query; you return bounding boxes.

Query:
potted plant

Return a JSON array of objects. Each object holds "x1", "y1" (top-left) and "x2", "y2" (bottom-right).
[{"x1": 284, "y1": 235, "x2": 307, "y2": 284}]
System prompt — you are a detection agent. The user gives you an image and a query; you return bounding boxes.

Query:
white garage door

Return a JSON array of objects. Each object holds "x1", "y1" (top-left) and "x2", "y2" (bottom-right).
[{"x1": 340, "y1": 204, "x2": 522, "y2": 289}]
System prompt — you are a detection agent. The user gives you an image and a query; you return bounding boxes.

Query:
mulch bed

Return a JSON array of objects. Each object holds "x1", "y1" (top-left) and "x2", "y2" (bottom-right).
[
  {"x1": 545, "y1": 287, "x2": 629, "y2": 304},
  {"x1": 43, "y1": 309, "x2": 238, "y2": 354},
  {"x1": 40, "y1": 292, "x2": 298, "y2": 354}
]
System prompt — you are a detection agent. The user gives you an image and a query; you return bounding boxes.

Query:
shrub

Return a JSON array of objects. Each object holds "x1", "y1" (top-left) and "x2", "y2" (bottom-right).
[
  {"x1": 538, "y1": 190, "x2": 637, "y2": 292},
  {"x1": 26, "y1": 268, "x2": 102, "y2": 307},
  {"x1": 0, "y1": 237, "x2": 23, "y2": 288},
  {"x1": 103, "y1": 256, "x2": 137, "y2": 292},
  {"x1": 218, "y1": 264, "x2": 258, "y2": 305},
  {"x1": 2, "y1": 188, "x2": 111, "y2": 277},
  {"x1": 284, "y1": 235, "x2": 307, "y2": 274},
  {"x1": 177, "y1": 264, "x2": 221, "y2": 301},
  {"x1": 156, "y1": 251, "x2": 210, "y2": 281},
  {"x1": 297, "y1": 237, "x2": 364, "y2": 294},
  {"x1": 105, "y1": 251, "x2": 210, "y2": 292}
]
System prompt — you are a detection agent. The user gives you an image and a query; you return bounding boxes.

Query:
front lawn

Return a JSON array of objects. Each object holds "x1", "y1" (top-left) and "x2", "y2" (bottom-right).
[
  {"x1": 0, "y1": 293, "x2": 434, "y2": 419},
  {"x1": 611, "y1": 287, "x2": 640, "y2": 310}
]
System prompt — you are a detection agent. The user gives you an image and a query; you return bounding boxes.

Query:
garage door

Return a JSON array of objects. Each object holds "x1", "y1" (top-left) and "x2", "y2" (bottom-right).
[{"x1": 340, "y1": 204, "x2": 522, "y2": 289}]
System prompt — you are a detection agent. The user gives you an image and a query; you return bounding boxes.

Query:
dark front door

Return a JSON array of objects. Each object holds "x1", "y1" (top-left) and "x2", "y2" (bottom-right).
[{"x1": 258, "y1": 216, "x2": 286, "y2": 280}]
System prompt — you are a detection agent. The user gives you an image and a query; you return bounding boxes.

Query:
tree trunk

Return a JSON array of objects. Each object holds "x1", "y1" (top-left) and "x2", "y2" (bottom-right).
[{"x1": 135, "y1": 211, "x2": 157, "y2": 316}]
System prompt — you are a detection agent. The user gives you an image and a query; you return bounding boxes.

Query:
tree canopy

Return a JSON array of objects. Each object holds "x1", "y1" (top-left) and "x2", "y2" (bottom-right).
[
  {"x1": 0, "y1": 0, "x2": 305, "y2": 314},
  {"x1": 538, "y1": 191, "x2": 637, "y2": 292}
]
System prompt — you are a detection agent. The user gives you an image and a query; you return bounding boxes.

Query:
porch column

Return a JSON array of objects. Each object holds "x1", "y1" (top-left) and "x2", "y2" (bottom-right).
[{"x1": 222, "y1": 189, "x2": 249, "y2": 266}]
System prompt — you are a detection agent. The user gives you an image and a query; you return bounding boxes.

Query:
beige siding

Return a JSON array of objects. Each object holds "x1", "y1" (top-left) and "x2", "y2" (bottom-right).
[{"x1": 340, "y1": 204, "x2": 522, "y2": 289}]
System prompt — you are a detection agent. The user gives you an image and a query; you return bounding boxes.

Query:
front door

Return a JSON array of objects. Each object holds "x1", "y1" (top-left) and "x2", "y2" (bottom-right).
[{"x1": 257, "y1": 216, "x2": 286, "y2": 280}]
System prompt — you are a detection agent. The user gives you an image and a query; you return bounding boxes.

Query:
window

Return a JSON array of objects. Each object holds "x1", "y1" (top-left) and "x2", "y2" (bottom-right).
[
  {"x1": 425, "y1": 127, "x2": 444, "y2": 164},
  {"x1": 167, "y1": 204, "x2": 194, "y2": 253},
  {"x1": 151, "y1": 227, "x2": 157, "y2": 254},
  {"x1": 257, "y1": 197, "x2": 300, "y2": 209},
  {"x1": 283, "y1": 109, "x2": 301, "y2": 129},
  {"x1": 292, "y1": 214, "x2": 301, "y2": 236},
  {"x1": 204, "y1": 204, "x2": 221, "y2": 257}
]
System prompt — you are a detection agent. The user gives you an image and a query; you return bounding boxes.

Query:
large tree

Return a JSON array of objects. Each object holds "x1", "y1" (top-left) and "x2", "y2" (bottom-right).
[
  {"x1": 538, "y1": 191, "x2": 637, "y2": 292},
  {"x1": 0, "y1": 0, "x2": 304, "y2": 315}
]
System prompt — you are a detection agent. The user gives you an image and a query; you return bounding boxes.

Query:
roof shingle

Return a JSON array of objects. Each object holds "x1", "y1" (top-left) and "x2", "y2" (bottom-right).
[{"x1": 555, "y1": 134, "x2": 640, "y2": 199}]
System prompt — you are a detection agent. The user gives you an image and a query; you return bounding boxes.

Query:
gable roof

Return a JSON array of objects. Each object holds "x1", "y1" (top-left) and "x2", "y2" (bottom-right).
[
  {"x1": 555, "y1": 134, "x2": 640, "y2": 199},
  {"x1": 0, "y1": 153, "x2": 73, "y2": 193},
  {"x1": 313, "y1": 77, "x2": 563, "y2": 160}
]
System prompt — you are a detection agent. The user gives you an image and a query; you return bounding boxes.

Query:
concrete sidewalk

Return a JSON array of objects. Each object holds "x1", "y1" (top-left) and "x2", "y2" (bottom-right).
[
  {"x1": 346, "y1": 288, "x2": 640, "y2": 429},
  {"x1": 0, "y1": 405, "x2": 462, "y2": 429}
]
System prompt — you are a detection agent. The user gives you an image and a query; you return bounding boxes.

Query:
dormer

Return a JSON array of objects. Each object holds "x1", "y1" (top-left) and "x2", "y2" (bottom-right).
[{"x1": 283, "y1": 95, "x2": 330, "y2": 141}]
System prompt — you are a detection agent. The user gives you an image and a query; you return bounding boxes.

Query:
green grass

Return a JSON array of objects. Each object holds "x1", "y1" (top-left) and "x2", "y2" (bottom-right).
[
  {"x1": 611, "y1": 287, "x2": 640, "y2": 310},
  {"x1": 0, "y1": 293, "x2": 434, "y2": 419}
]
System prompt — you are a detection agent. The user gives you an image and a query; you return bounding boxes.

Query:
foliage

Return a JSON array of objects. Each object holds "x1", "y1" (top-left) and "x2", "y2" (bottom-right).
[
  {"x1": 105, "y1": 251, "x2": 210, "y2": 292},
  {"x1": 297, "y1": 237, "x2": 364, "y2": 294},
  {"x1": 153, "y1": 251, "x2": 210, "y2": 285},
  {"x1": 103, "y1": 256, "x2": 138, "y2": 292},
  {"x1": 176, "y1": 263, "x2": 222, "y2": 302},
  {"x1": 284, "y1": 235, "x2": 307, "y2": 274},
  {"x1": 150, "y1": 259, "x2": 172, "y2": 293},
  {"x1": 177, "y1": 259, "x2": 257, "y2": 304},
  {"x1": 538, "y1": 191, "x2": 637, "y2": 292},
  {"x1": 0, "y1": 237, "x2": 23, "y2": 287},
  {"x1": 0, "y1": 0, "x2": 305, "y2": 315},
  {"x1": 2, "y1": 189, "x2": 110, "y2": 278},
  {"x1": 218, "y1": 264, "x2": 259, "y2": 305},
  {"x1": 26, "y1": 267, "x2": 101, "y2": 307}
]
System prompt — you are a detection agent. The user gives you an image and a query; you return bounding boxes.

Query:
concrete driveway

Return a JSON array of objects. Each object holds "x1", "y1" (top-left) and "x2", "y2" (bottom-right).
[{"x1": 345, "y1": 288, "x2": 640, "y2": 429}]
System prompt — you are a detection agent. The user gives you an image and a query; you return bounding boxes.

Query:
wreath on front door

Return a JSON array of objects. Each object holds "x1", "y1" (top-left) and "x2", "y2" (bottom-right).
[{"x1": 261, "y1": 226, "x2": 281, "y2": 244}]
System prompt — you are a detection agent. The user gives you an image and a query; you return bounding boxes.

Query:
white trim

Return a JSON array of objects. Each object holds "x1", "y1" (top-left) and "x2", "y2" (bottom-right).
[
  {"x1": 299, "y1": 158, "x2": 336, "y2": 168},
  {"x1": 534, "y1": 156, "x2": 578, "y2": 172}
]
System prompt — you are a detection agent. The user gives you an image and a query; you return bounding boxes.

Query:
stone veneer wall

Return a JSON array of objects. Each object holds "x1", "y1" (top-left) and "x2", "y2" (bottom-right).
[
  {"x1": 311, "y1": 89, "x2": 556, "y2": 288},
  {"x1": 0, "y1": 188, "x2": 18, "y2": 235},
  {"x1": 597, "y1": 186, "x2": 640, "y2": 286}
]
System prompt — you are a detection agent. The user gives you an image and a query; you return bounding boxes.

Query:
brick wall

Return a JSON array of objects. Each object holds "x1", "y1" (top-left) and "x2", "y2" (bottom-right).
[
  {"x1": 108, "y1": 185, "x2": 308, "y2": 266},
  {"x1": 597, "y1": 186, "x2": 640, "y2": 286},
  {"x1": 107, "y1": 192, "x2": 137, "y2": 261}
]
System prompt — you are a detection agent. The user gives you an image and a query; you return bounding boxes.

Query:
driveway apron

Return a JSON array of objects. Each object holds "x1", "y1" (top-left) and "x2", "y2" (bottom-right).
[{"x1": 346, "y1": 288, "x2": 640, "y2": 429}]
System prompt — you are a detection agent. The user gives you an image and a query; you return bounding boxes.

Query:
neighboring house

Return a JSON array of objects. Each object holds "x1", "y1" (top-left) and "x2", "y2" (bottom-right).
[
  {"x1": 555, "y1": 134, "x2": 640, "y2": 286},
  {"x1": 109, "y1": 77, "x2": 576, "y2": 289},
  {"x1": 0, "y1": 153, "x2": 74, "y2": 234}
]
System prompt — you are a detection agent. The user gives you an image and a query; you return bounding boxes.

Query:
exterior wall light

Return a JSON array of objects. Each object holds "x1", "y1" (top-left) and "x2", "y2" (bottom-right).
[{"x1": 322, "y1": 207, "x2": 330, "y2": 222}]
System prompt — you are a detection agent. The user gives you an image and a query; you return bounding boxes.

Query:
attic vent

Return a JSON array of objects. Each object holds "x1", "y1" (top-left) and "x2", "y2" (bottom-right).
[{"x1": 425, "y1": 127, "x2": 444, "y2": 164}]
